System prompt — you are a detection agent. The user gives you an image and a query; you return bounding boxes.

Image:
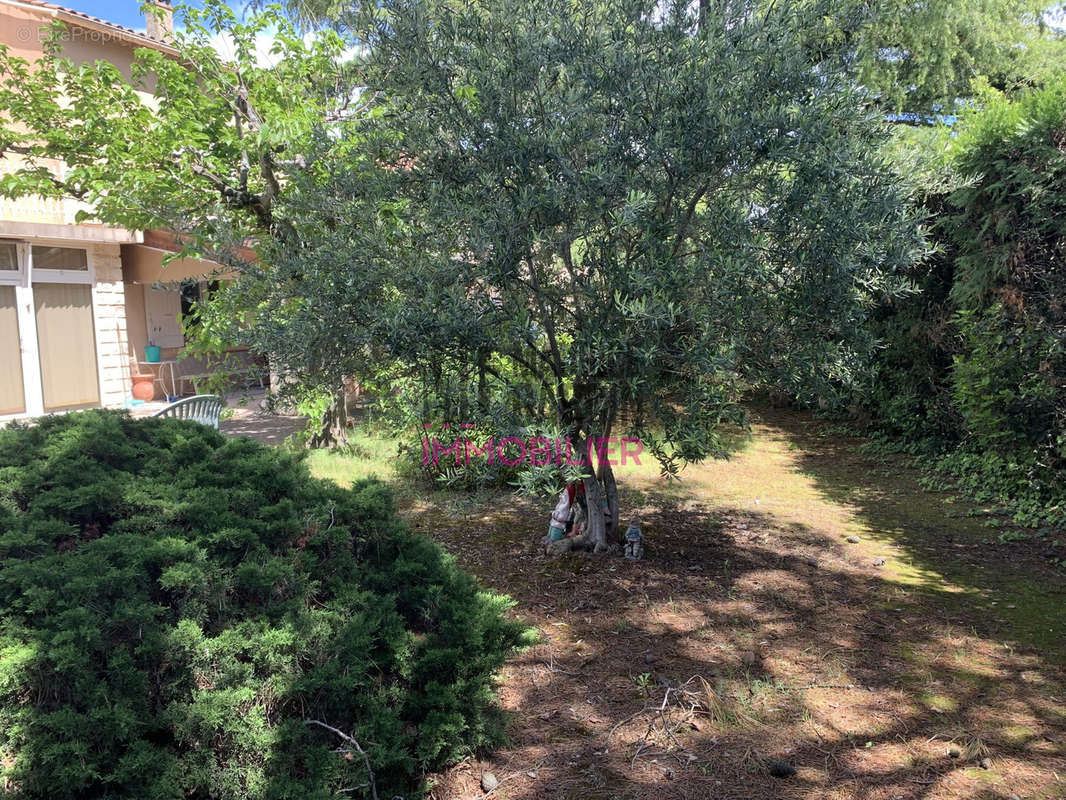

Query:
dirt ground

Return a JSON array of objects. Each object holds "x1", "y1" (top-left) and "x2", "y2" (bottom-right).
[{"x1": 399, "y1": 409, "x2": 1066, "y2": 800}]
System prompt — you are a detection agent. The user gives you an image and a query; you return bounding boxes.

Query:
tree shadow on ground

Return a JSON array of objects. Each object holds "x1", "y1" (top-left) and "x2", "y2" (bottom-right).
[
  {"x1": 411, "y1": 438, "x2": 1066, "y2": 799},
  {"x1": 752, "y1": 407, "x2": 1066, "y2": 660}
]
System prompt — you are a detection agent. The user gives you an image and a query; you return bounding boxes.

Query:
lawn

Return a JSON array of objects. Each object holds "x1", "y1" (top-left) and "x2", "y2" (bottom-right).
[{"x1": 309, "y1": 407, "x2": 1066, "y2": 800}]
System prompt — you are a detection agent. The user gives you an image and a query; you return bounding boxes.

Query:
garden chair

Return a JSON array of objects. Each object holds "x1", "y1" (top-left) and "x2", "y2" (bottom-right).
[{"x1": 152, "y1": 394, "x2": 224, "y2": 429}]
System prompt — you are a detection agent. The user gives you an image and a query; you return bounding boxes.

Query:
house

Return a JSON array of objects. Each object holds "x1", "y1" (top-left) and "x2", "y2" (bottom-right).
[{"x1": 0, "y1": 0, "x2": 259, "y2": 419}]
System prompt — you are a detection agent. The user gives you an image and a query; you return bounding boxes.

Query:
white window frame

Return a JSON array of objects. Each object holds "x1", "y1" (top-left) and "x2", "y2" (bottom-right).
[
  {"x1": 29, "y1": 244, "x2": 95, "y2": 285},
  {"x1": 0, "y1": 240, "x2": 26, "y2": 282},
  {"x1": 0, "y1": 241, "x2": 98, "y2": 419}
]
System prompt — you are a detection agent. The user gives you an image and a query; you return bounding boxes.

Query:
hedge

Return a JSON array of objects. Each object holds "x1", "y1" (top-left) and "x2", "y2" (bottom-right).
[{"x1": 0, "y1": 410, "x2": 531, "y2": 799}]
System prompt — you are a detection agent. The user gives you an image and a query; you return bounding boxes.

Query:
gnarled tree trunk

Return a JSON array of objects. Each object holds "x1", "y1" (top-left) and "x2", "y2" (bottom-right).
[
  {"x1": 595, "y1": 410, "x2": 620, "y2": 545},
  {"x1": 599, "y1": 459, "x2": 619, "y2": 545},
  {"x1": 309, "y1": 391, "x2": 349, "y2": 449},
  {"x1": 570, "y1": 432, "x2": 610, "y2": 553},
  {"x1": 581, "y1": 472, "x2": 609, "y2": 552}
]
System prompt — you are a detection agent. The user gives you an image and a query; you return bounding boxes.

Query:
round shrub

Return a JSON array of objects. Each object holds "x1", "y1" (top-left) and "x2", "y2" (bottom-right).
[{"x1": 0, "y1": 410, "x2": 530, "y2": 799}]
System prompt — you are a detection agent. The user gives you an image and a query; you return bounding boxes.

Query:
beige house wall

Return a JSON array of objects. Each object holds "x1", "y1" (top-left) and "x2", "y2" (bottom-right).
[
  {"x1": 0, "y1": 0, "x2": 178, "y2": 416},
  {"x1": 0, "y1": 2, "x2": 160, "y2": 230},
  {"x1": 124, "y1": 281, "x2": 149, "y2": 366},
  {"x1": 89, "y1": 244, "x2": 131, "y2": 407}
]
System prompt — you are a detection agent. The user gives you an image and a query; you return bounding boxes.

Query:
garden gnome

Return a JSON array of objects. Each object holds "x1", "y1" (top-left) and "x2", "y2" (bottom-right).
[
  {"x1": 547, "y1": 489, "x2": 571, "y2": 541},
  {"x1": 623, "y1": 517, "x2": 644, "y2": 560}
]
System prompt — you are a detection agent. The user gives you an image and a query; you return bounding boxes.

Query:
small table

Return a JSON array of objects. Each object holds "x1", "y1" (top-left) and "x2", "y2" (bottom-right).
[{"x1": 138, "y1": 360, "x2": 179, "y2": 401}]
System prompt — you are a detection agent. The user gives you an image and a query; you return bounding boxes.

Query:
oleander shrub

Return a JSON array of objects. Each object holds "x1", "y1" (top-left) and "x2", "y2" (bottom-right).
[{"x1": 0, "y1": 410, "x2": 531, "y2": 799}]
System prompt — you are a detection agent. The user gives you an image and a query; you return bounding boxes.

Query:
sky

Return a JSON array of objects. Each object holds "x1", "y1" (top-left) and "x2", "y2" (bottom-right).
[
  {"x1": 56, "y1": 1, "x2": 294, "y2": 64},
  {"x1": 57, "y1": 1, "x2": 229, "y2": 32}
]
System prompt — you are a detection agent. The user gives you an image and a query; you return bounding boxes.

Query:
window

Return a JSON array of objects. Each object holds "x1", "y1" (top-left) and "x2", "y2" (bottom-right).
[
  {"x1": 31, "y1": 246, "x2": 88, "y2": 270},
  {"x1": 0, "y1": 242, "x2": 18, "y2": 271},
  {"x1": 180, "y1": 279, "x2": 201, "y2": 323},
  {"x1": 0, "y1": 241, "x2": 96, "y2": 417},
  {"x1": 179, "y1": 279, "x2": 220, "y2": 331}
]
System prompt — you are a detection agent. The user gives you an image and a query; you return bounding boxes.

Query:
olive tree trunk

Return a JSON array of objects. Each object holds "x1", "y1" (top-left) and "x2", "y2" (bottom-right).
[
  {"x1": 572, "y1": 432, "x2": 614, "y2": 553},
  {"x1": 599, "y1": 459, "x2": 619, "y2": 545},
  {"x1": 595, "y1": 411, "x2": 620, "y2": 545},
  {"x1": 309, "y1": 391, "x2": 349, "y2": 449},
  {"x1": 581, "y1": 472, "x2": 609, "y2": 552}
]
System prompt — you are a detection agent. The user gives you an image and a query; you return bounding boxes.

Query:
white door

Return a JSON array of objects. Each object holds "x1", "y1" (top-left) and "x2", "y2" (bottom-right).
[{"x1": 145, "y1": 286, "x2": 184, "y2": 348}]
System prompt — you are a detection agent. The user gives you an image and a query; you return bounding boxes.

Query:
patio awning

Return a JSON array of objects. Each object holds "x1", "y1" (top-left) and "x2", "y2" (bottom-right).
[{"x1": 120, "y1": 244, "x2": 233, "y2": 284}]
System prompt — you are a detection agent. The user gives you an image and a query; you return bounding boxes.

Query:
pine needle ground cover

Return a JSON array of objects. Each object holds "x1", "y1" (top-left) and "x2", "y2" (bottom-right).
[{"x1": 0, "y1": 411, "x2": 531, "y2": 799}]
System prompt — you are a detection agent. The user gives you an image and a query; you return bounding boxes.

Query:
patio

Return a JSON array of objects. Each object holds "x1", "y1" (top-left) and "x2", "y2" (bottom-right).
[{"x1": 127, "y1": 387, "x2": 306, "y2": 445}]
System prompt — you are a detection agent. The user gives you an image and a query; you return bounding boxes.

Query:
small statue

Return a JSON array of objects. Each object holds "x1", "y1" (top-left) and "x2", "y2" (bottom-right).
[{"x1": 623, "y1": 517, "x2": 644, "y2": 561}]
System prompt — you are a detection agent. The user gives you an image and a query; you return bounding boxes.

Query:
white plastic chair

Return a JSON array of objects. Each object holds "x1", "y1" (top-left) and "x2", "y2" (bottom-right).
[{"x1": 151, "y1": 394, "x2": 224, "y2": 429}]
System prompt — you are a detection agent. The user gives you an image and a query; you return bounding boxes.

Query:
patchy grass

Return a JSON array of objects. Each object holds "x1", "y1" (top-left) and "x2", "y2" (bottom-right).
[
  {"x1": 306, "y1": 407, "x2": 1066, "y2": 800},
  {"x1": 305, "y1": 429, "x2": 400, "y2": 486}
]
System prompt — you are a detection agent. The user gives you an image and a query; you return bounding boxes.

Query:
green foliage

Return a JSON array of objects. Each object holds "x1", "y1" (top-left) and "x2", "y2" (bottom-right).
[
  {"x1": 859, "y1": 77, "x2": 1066, "y2": 533},
  {"x1": 947, "y1": 80, "x2": 1066, "y2": 305},
  {"x1": 951, "y1": 306, "x2": 1062, "y2": 453},
  {"x1": 341, "y1": 0, "x2": 923, "y2": 468},
  {"x1": 945, "y1": 79, "x2": 1066, "y2": 462},
  {"x1": 262, "y1": 0, "x2": 1066, "y2": 117},
  {"x1": 0, "y1": 1, "x2": 347, "y2": 242},
  {"x1": 0, "y1": 411, "x2": 530, "y2": 798},
  {"x1": 841, "y1": 0, "x2": 1064, "y2": 116},
  {"x1": 921, "y1": 449, "x2": 1066, "y2": 530}
]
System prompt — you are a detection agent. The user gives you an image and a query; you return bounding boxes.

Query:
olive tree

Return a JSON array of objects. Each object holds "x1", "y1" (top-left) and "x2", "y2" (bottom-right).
[
  {"x1": 265, "y1": 0, "x2": 926, "y2": 547},
  {"x1": 2, "y1": 0, "x2": 926, "y2": 542}
]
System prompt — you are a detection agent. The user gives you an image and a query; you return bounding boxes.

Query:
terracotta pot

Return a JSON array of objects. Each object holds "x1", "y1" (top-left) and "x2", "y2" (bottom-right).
[{"x1": 132, "y1": 374, "x2": 156, "y2": 402}]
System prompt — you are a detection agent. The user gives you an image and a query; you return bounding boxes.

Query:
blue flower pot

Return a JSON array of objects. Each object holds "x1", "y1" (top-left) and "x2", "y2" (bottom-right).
[{"x1": 144, "y1": 345, "x2": 161, "y2": 363}]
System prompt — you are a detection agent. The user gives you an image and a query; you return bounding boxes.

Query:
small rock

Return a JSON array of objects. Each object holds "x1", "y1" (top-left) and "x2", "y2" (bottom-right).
[
  {"x1": 767, "y1": 760, "x2": 796, "y2": 778},
  {"x1": 805, "y1": 557, "x2": 819, "y2": 568},
  {"x1": 978, "y1": 757, "x2": 992, "y2": 770},
  {"x1": 846, "y1": 535, "x2": 861, "y2": 544},
  {"x1": 948, "y1": 747, "x2": 961, "y2": 759},
  {"x1": 546, "y1": 538, "x2": 574, "y2": 556},
  {"x1": 872, "y1": 557, "x2": 886, "y2": 567},
  {"x1": 644, "y1": 653, "x2": 657, "y2": 664},
  {"x1": 481, "y1": 771, "x2": 499, "y2": 792},
  {"x1": 741, "y1": 650, "x2": 757, "y2": 667}
]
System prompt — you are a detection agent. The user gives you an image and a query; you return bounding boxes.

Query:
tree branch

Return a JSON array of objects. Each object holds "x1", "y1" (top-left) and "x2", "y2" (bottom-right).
[
  {"x1": 304, "y1": 719, "x2": 379, "y2": 800},
  {"x1": 671, "y1": 181, "x2": 709, "y2": 259},
  {"x1": 524, "y1": 247, "x2": 566, "y2": 410}
]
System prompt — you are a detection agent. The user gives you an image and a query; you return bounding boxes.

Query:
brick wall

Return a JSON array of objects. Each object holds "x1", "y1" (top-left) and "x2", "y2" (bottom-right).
[{"x1": 90, "y1": 244, "x2": 131, "y2": 407}]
